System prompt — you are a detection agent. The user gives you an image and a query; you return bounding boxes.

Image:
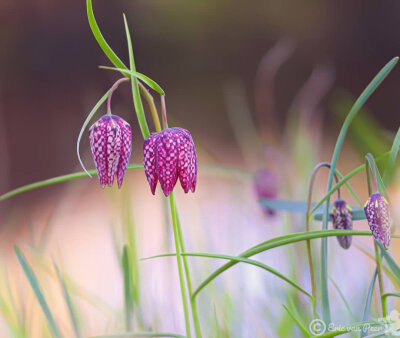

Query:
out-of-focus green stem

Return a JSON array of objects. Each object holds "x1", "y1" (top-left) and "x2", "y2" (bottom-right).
[
  {"x1": 169, "y1": 193, "x2": 192, "y2": 338},
  {"x1": 176, "y1": 211, "x2": 202, "y2": 338}
]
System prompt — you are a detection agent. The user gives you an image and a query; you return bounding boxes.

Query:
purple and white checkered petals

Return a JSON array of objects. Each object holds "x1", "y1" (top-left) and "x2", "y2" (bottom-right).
[
  {"x1": 364, "y1": 192, "x2": 391, "y2": 249},
  {"x1": 143, "y1": 127, "x2": 198, "y2": 196},
  {"x1": 330, "y1": 199, "x2": 353, "y2": 249},
  {"x1": 176, "y1": 128, "x2": 197, "y2": 193},
  {"x1": 115, "y1": 118, "x2": 132, "y2": 188},
  {"x1": 89, "y1": 115, "x2": 132, "y2": 188}
]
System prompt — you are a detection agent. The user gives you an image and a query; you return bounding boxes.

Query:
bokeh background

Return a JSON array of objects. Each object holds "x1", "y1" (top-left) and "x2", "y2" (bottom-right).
[{"x1": 1, "y1": 0, "x2": 400, "y2": 337}]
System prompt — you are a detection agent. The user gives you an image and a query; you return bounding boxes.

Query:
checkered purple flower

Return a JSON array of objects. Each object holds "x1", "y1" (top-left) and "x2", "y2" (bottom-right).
[
  {"x1": 364, "y1": 192, "x2": 391, "y2": 249},
  {"x1": 330, "y1": 199, "x2": 353, "y2": 249},
  {"x1": 143, "y1": 127, "x2": 197, "y2": 196},
  {"x1": 89, "y1": 115, "x2": 132, "y2": 188}
]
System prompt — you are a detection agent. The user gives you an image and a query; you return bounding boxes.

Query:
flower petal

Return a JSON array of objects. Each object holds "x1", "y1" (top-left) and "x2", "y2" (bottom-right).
[
  {"x1": 105, "y1": 116, "x2": 122, "y2": 187},
  {"x1": 116, "y1": 117, "x2": 132, "y2": 188},
  {"x1": 155, "y1": 129, "x2": 179, "y2": 196},
  {"x1": 89, "y1": 119, "x2": 108, "y2": 188},
  {"x1": 143, "y1": 133, "x2": 159, "y2": 194}
]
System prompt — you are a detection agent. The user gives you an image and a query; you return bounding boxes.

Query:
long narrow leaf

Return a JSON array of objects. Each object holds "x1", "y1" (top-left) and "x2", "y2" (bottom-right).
[
  {"x1": 100, "y1": 66, "x2": 165, "y2": 95},
  {"x1": 0, "y1": 164, "x2": 144, "y2": 201},
  {"x1": 123, "y1": 14, "x2": 150, "y2": 139},
  {"x1": 377, "y1": 241, "x2": 400, "y2": 281},
  {"x1": 383, "y1": 127, "x2": 400, "y2": 185},
  {"x1": 142, "y1": 252, "x2": 312, "y2": 298},
  {"x1": 54, "y1": 260, "x2": 81, "y2": 338},
  {"x1": 320, "y1": 57, "x2": 398, "y2": 323},
  {"x1": 311, "y1": 151, "x2": 390, "y2": 215},
  {"x1": 86, "y1": 0, "x2": 126, "y2": 69},
  {"x1": 282, "y1": 304, "x2": 309, "y2": 337},
  {"x1": 122, "y1": 246, "x2": 133, "y2": 331},
  {"x1": 187, "y1": 230, "x2": 375, "y2": 299},
  {"x1": 15, "y1": 247, "x2": 61, "y2": 338}
]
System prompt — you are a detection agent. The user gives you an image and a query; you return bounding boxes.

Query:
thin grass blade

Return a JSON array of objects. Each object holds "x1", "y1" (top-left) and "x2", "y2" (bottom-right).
[
  {"x1": 15, "y1": 247, "x2": 61, "y2": 338},
  {"x1": 282, "y1": 304, "x2": 309, "y2": 337},
  {"x1": 383, "y1": 127, "x2": 400, "y2": 185},
  {"x1": 122, "y1": 246, "x2": 133, "y2": 331},
  {"x1": 53, "y1": 260, "x2": 81, "y2": 338},
  {"x1": 86, "y1": 0, "x2": 126, "y2": 69},
  {"x1": 123, "y1": 14, "x2": 150, "y2": 139}
]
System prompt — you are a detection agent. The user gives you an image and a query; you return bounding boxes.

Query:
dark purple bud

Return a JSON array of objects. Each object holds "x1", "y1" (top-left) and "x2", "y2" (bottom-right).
[
  {"x1": 143, "y1": 127, "x2": 197, "y2": 196},
  {"x1": 89, "y1": 115, "x2": 132, "y2": 188},
  {"x1": 364, "y1": 192, "x2": 391, "y2": 249},
  {"x1": 254, "y1": 169, "x2": 278, "y2": 216},
  {"x1": 330, "y1": 199, "x2": 353, "y2": 249}
]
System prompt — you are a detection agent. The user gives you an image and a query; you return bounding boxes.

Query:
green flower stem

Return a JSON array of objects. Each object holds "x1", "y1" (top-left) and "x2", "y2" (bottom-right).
[
  {"x1": 365, "y1": 155, "x2": 387, "y2": 318},
  {"x1": 107, "y1": 78, "x2": 130, "y2": 115},
  {"x1": 138, "y1": 82, "x2": 162, "y2": 133},
  {"x1": 306, "y1": 162, "x2": 340, "y2": 319},
  {"x1": 176, "y1": 211, "x2": 202, "y2": 338},
  {"x1": 169, "y1": 193, "x2": 192, "y2": 338}
]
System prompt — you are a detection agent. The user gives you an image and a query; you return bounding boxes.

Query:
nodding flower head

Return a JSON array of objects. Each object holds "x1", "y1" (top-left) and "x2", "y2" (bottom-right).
[
  {"x1": 143, "y1": 127, "x2": 197, "y2": 196},
  {"x1": 330, "y1": 199, "x2": 353, "y2": 249},
  {"x1": 89, "y1": 115, "x2": 132, "y2": 188},
  {"x1": 364, "y1": 192, "x2": 391, "y2": 249},
  {"x1": 254, "y1": 169, "x2": 278, "y2": 216}
]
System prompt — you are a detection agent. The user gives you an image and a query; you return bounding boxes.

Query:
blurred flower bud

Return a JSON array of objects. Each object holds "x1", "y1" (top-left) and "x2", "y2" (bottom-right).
[
  {"x1": 89, "y1": 115, "x2": 132, "y2": 188},
  {"x1": 330, "y1": 199, "x2": 353, "y2": 249},
  {"x1": 364, "y1": 192, "x2": 391, "y2": 249},
  {"x1": 143, "y1": 127, "x2": 197, "y2": 196},
  {"x1": 254, "y1": 169, "x2": 278, "y2": 216}
]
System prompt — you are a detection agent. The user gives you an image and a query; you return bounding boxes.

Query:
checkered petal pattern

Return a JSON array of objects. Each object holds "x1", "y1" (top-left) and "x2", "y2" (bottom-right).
[
  {"x1": 364, "y1": 192, "x2": 391, "y2": 249},
  {"x1": 330, "y1": 199, "x2": 353, "y2": 249},
  {"x1": 89, "y1": 115, "x2": 132, "y2": 188},
  {"x1": 143, "y1": 127, "x2": 197, "y2": 196}
]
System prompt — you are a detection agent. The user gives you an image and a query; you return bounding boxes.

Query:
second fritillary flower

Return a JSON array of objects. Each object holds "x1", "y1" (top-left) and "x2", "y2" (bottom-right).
[
  {"x1": 330, "y1": 199, "x2": 353, "y2": 249},
  {"x1": 364, "y1": 192, "x2": 391, "y2": 249},
  {"x1": 89, "y1": 114, "x2": 132, "y2": 188},
  {"x1": 143, "y1": 127, "x2": 197, "y2": 196}
]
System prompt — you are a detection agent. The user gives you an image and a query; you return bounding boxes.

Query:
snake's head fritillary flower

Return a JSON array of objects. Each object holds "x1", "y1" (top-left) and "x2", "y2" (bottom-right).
[
  {"x1": 143, "y1": 127, "x2": 197, "y2": 196},
  {"x1": 364, "y1": 192, "x2": 391, "y2": 249},
  {"x1": 330, "y1": 199, "x2": 353, "y2": 249},
  {"x1": 89, "y1": 115, "x2": 132, "y2": 189},
  {"x1": 254, "y1": 169, "x2": 278, "y2": 216}
]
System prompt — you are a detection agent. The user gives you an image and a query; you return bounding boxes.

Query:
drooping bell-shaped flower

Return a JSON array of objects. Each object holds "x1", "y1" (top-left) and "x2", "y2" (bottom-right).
[
  {"x1": 364, "y1": 192, "x2": 391, "y2": 249},
  {"x1": 89, "y1": 114, "x2": 132, "y2": 188},
  {"x1": 143, "y1": 127, "x2": 197, "y2": 196},
  {"x1": 254, "y1": 169, "x2": 278, "y2": 216},
  {"x1": 330, "y1": 199, "x2": 353, "y2": 249}
]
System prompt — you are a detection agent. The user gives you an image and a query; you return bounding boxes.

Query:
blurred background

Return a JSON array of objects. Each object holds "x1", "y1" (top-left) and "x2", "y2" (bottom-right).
[{"x1": 1, "y1": 0, "x2": 400, "y2": 337}]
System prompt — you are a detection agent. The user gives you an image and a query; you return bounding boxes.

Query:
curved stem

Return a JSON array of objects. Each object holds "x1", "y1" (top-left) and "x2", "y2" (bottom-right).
[
  {"x1": 306, "y1": 162, "x2": 340, "y2": 319},
  {"x1": 106, "y1": 78, "x2": 130, "y2": 115},
  {"x1": 365, "y1": 155, "x2": 387, "y2": 317},
  {"x1": 161, "y1": 95, "x2": 168, "y2": 129},
  {"x1": 138, "y1": 81, "x2": 162, "y2": 132}
]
